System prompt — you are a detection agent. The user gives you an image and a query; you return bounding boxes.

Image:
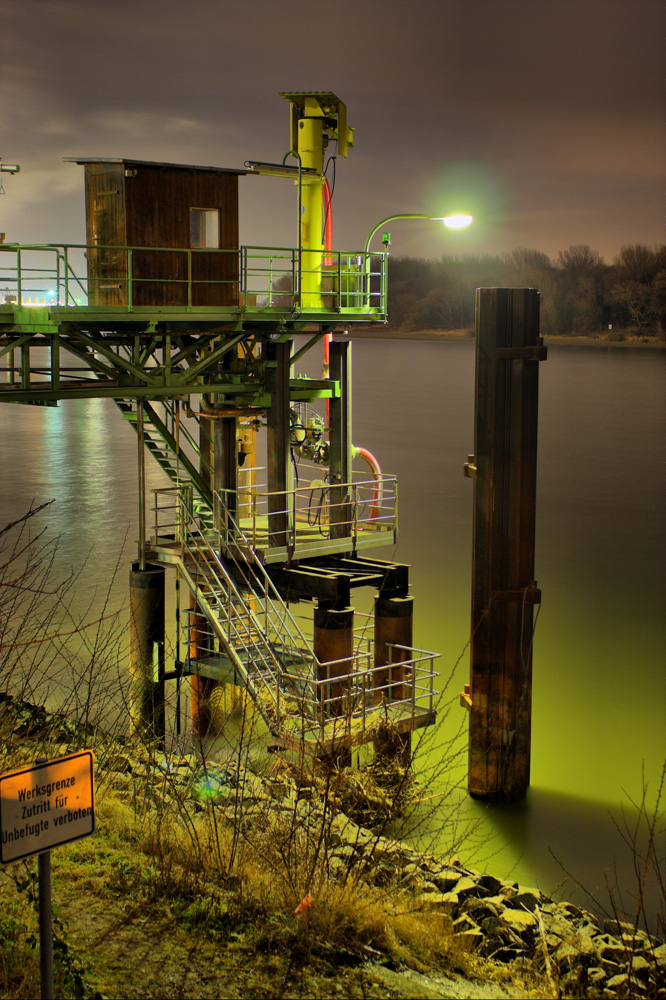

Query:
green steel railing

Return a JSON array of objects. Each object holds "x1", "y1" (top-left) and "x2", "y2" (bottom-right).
[
  {"x1": 149, "y1": 483, "x2": 438, "y2": 741},
  {"x1": 0, "y1": 243, "x2": 387, "y2": 315}
]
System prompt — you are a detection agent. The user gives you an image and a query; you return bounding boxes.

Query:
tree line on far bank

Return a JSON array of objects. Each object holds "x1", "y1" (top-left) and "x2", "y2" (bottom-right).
[{"x1": 383, "y1": 243, "x2": 665, "y2": 339}]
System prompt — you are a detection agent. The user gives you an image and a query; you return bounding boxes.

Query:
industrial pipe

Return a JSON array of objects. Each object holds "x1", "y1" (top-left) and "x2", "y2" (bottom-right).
[
  {"x1": 323, "y1": 178, "x2": 333, "y2": 267},
  {"x1": 353, "y1": 445, "x2": 382, "y2": 519},
  {"x1": 323, "y1": 178, "x2": 334, "y2": 419}
]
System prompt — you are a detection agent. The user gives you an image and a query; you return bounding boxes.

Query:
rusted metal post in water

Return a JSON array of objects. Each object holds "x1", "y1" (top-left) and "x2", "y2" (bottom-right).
[{"x1": 463, "y1": 287, "x2": 546, "y2": 801}]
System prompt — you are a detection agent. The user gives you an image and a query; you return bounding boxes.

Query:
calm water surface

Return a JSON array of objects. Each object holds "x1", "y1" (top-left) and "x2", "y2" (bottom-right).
[{"x1": 1, "y1": 339, "x2": 663, "y2": 914}]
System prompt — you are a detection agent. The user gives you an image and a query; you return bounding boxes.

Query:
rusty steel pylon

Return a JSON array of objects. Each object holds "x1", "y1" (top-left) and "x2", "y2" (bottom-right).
[{"x1": 463, "y1": 287, "x2": 547, "y2": 801}]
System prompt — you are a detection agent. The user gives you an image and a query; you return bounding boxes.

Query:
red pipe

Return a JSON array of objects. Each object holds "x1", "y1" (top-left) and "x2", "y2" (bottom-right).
[
  {"x1": 323, "y1": 178, "x2": 333, "y2": 422},
  {"x1": 356, "y1": 446, "x2": 383, "y2": 520},
  {"x1": 323, "y1": 178, "x2": 333, "y2": 267},
  {"x1": 322, "y1": 182, "x2": 381, "y2": 521}
]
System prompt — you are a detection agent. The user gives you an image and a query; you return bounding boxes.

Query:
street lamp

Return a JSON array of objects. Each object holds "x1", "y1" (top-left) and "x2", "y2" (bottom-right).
[
  {"x1": 363, "y1": 212, "x2": 473, "y2": 255},
  {"x1": 442, "y1": 214, "x2": 474, "y2": 230}
]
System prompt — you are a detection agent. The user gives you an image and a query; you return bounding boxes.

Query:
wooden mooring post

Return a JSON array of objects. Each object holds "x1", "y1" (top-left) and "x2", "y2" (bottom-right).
[{"x1": 462, "y1": 287, "x2": 547, "y2": 801}]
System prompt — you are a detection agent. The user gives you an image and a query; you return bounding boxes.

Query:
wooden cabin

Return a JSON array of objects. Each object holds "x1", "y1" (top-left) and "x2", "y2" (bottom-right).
[{"x1": 68, "y1": 158, "x2": 244, "y2": 308}]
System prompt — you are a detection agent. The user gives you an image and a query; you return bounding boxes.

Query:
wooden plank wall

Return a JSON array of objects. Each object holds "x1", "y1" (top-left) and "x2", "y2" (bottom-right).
[
  {"x1": 82, "y1": 164, "x2": 240, "y2": 307},
  {"x1": 124, "y1": 167, "x2": 239, "y2": 307}
]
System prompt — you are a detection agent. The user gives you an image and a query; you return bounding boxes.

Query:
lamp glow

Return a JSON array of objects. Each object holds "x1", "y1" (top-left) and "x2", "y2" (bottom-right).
[
  {"x1": 364, "y1": 212, "x2": 474, "y2": 255},
  {"x1": 442, "y1": 214, "x2": 473, "y2": 229}
]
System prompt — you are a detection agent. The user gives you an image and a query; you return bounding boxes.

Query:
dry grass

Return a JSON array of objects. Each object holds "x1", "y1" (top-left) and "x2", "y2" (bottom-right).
[
  {"x1": 0, "y1": 765, "x2": 561, "y2": 999},
  {"x1": 89, "y1": 784, "x2": 473, "y2": 974}
]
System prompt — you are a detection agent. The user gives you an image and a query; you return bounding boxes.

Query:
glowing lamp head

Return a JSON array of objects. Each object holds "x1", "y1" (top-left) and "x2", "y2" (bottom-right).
[{"x1": 442, "y1": 214, "x2": 474, "y2": 230}]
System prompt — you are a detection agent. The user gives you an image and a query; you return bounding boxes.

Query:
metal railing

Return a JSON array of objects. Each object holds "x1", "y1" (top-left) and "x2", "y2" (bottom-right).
[
  {"x1": 151, "y1": 484, "x2": 323, "y2": 722},
  {"x1": 149, "y1": 483, "x2": 437, "y2": 742},
  {"x1": 0, "y1": 243, "x2": 387, "y2": 315},
  {"x1": 215, "y1": 475, "x2": 398, "y2": 554},
  {"x1": 307, "y1": 644, "x2": 439, "y2": 739},
  {"x1": 160, "y1": 398, "x2": 214, "y2": 483},
  {"x1": 0, "y1": 245, "x2": 88, "y2": 307},
  {"x1": 151, "y1": 484, "x2": 311, "y2": 725}
]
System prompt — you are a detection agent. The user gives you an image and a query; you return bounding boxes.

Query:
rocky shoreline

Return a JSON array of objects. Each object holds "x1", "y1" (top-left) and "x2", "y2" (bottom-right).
[
  {"x1": 103, "y1": 746, "x2": 666, "y2": 999},
  {"x1": 3, "y1": 695, "x2": 664, "y2": 999}
]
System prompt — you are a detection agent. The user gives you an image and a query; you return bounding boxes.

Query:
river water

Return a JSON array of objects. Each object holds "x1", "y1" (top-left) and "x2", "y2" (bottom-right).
[
  {"x1": 1, "y1": 338, "x2": 664, "y2": 920},
  {"x1": 345, "y1": 339, "x2": 665, "y2": 922}
]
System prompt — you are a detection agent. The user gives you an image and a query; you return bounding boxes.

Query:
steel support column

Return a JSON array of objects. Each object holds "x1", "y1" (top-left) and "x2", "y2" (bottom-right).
[
  {"x1": 328, "y1": 340, "x2": 352, "y2": 540},
  {"x1": 314, "y1": 603, "x2": 354, "y2": 718},
  {"x1": 190, "y1": 393, "x2": 223, "y2": 737},
  {"x1": 189, "y1": 596, "x2": 215, "y2": 738},
  {"x1": 314, "y1": 601, "x2": 353, "y2": 767},
  {"x1": 374, "y1": 594, "x2": 413, "y2": 767},
  {"x1": 466, "y1": 287, "x2": 546, "y2": 801},
  {"x1": 214, "y1": 415, "x2": 238, "y2": 528},
  {"x1": 266, "y1": 340, "x2": 291, "y2": 548},
  {"x1": 129, "y1": 562, "x2": 166, "y2": 742}
]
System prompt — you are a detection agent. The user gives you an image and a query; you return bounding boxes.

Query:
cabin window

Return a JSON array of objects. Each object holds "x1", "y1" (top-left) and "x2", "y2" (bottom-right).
[{"x1": 190, "y1": 208, "x2": 219, "y2": 248}]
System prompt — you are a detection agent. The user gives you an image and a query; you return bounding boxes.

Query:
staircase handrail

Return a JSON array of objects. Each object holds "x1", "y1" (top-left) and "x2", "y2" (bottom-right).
[
  {"x1": 161, "y1": 398, "x2": 214, "y2": 481},
  {"x1": 176, "y1": 486, "x2": 318, "y2": 723},
  {"x1": 212, "y1": 490, "x2": 318, "y2": 661}
]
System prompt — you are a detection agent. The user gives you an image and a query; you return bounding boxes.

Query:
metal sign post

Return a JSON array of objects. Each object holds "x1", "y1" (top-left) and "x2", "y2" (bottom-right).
[
  {"x1": 35, "y1": 755, "x2": 54, "y2": 1000},
  {"x1": 0, "y1": 752, "x2": 95, "y2": 999}
]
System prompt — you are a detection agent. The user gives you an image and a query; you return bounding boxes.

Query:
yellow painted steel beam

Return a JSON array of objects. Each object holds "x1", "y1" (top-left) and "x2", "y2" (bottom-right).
[{"x1": 279, "y1": 93, "x2": 355, "y2": 310}]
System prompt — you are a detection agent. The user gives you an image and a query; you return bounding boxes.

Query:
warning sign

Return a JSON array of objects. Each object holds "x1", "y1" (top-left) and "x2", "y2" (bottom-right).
[{"x1": 0, "y1": 752, "x2": 95, "y2": 864}]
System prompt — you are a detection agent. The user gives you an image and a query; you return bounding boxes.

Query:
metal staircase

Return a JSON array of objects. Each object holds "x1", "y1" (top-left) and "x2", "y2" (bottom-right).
[
  {"x1": 122, "y1": 394, "x2": 438, "y2": 750},
  {"x1": 117, "y1": 398, "x2": 213, "y2": 509},
  {"x1": 153, "y1": 485, "x2": 321, "y2": 737},
  {"x1": 149, "y1": 484, "x2": 439, "y2": 751}
]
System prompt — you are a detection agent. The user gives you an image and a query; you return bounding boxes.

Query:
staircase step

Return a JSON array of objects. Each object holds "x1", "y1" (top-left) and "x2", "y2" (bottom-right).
[{"x1": 167, "y1": 504, "x2": 325, "y2": 732}]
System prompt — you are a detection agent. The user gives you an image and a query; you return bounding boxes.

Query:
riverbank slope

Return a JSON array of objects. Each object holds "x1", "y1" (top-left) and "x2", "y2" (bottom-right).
[
  {"x1": 343, "y1": 328, "x2": 665, "y2": 348},
  {"x1": 1, "y1": 700, "x2": 663, "y2": 999}
]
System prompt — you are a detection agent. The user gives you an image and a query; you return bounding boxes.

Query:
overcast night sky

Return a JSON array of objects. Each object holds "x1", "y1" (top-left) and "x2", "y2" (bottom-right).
[{"x1": 2, "y1": 0, "x2": 664, "y2": 263}]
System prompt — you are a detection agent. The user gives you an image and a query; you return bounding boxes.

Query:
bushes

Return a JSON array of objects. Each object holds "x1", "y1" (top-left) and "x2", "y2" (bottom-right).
[{"x1": 386, "y1": 244, "x2": 666, "y2": 339}]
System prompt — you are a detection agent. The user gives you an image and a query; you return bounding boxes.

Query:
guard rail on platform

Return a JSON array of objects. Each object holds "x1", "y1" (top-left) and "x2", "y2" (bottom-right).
[
  {"x1": 0, "y1": 243, "x2": 387, "y2": 317},
  {"x1": 148, "y1": 483, "x2": 438, "y2": 747},
  {"x1": 214, "y1": 476, "x2": 397, "y2": 561}
]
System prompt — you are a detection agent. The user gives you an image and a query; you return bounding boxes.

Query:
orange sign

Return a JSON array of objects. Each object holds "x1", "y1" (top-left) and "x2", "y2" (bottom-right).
[{"x1": 0, "y1": 752, "x2": 95, "y2": 864}]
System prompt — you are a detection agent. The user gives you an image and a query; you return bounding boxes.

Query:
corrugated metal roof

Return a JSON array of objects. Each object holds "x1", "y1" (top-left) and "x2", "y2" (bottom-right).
[{"x1": 64, "y1": 157, "x2": 246, "y2": 174}]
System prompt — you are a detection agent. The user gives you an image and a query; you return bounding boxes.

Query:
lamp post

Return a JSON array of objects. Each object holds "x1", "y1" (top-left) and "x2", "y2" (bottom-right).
[
  {"x1": 363, "y1": 213, "x2": 473, "y2": 256},
  {"x1": 362, "y1": 213, "x2": 473, "y2": 311}
]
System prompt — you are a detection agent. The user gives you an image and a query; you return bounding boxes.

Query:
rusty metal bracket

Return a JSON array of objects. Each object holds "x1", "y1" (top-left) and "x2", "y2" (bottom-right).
[
  {"x1": 460, "y1": 683, "x2": 472, "y2": 710},
  {"x1": 491, "y1": 582, "x2": 541, "y2": 605}
]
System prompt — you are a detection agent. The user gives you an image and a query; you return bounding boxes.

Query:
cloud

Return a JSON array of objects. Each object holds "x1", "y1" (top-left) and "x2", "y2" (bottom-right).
[{"x1": 2, "y1": 0, "x2": 662, "y2": 258}]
